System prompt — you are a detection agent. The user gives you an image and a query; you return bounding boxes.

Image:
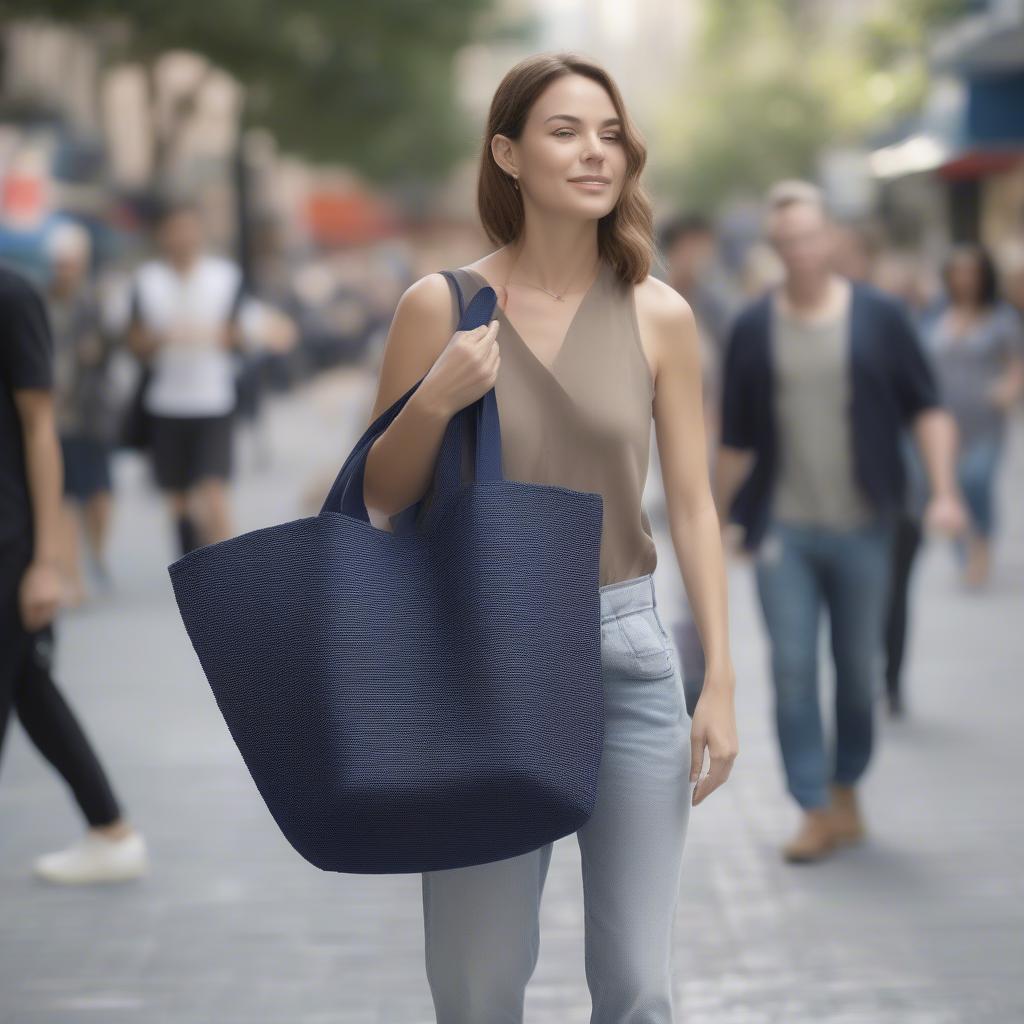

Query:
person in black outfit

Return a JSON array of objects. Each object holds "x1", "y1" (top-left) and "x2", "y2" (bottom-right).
[
  {"x1": 837, "y1": 236, "x2": 936, "y2": 719},
  {"x1": 0, "y1": 263, "x2": 148, "y2": 883}
]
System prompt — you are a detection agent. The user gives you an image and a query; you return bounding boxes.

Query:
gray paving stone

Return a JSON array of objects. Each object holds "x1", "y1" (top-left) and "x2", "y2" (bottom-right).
[{"x1": 1, "y1": 367, "x2": 1021, "y2": 1023}]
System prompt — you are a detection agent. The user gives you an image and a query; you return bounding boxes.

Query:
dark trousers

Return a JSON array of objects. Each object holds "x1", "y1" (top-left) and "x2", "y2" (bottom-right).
[
  {"x1": 1, "y1": 537, "x2": 121, "y2": 827},
  {"x1": 884, "y1": 514, "x2": 923, "y2": 700}
]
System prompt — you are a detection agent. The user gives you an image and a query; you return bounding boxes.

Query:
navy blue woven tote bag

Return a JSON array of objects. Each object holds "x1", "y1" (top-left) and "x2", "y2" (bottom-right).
[{"x1": 167, "y1": 271, "x2": 605, "y2": 874}]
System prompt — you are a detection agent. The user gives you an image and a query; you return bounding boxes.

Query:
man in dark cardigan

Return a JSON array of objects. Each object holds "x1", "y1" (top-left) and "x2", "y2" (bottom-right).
[{"x1": 713, "y1": 181, "x2": 965, "y2": 864}]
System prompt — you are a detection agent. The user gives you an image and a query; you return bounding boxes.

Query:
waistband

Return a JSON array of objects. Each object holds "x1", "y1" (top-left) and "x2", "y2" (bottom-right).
[{"x1": 599, "y1": 572, "x2": 658, "y2": 622}]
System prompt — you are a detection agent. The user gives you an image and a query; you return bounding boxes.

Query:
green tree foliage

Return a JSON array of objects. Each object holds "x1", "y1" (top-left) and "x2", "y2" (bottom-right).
[
  {"x1": 652, "y1": 0, "x2": 970, "y2": 211},
  {"x1": 0, "y1": 0, "x2": 528, "y2": 183}
]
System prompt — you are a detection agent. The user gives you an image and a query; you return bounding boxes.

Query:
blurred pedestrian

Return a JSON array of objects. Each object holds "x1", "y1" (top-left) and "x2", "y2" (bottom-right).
[
  {"x1": 658, "y1": 212, "x2": 739, "y2": 431},
  {"x1": 0, "y1": 263, "x2": 148, "y2": 884},
  {"x1": 713, "y1": 180, "x2": 965, "y2": 863},
  {"x1": 125, "y1": 198, "x2": 271, "y2": 557},
  {"x1": 737, "y1": 240, "x2": 783, "y2": 299},
  {"x1": 922, "y1": 244, "x2": 1024, "y2": 588},
  {"x1": 657, "y1": 213, "x2": 741, "y2": 718},
  {"x1": 44, "y1": 221, "x2": 120, "y2": 606},
  {"x1": 872, "y1": 249, "x2": 941, "y2": 717}
]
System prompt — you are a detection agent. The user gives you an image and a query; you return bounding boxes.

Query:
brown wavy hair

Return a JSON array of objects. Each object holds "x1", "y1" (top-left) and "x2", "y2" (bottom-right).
[{"x1": 477, "y1": 52, "x2": 655, "y2": 285}]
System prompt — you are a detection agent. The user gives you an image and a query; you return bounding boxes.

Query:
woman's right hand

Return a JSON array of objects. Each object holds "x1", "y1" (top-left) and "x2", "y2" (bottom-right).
[{"x1": 419, "y1": 318, "x2": 502, "y2": 420}]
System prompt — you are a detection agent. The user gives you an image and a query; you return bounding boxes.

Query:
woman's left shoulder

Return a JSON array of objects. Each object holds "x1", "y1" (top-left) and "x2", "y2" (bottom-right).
[
  {"x1": 630, "y1": 274, "x2": 697, "y2": 343},
  {"x1": 625, "y1": 275, "x2": 699, "y2": 392}
]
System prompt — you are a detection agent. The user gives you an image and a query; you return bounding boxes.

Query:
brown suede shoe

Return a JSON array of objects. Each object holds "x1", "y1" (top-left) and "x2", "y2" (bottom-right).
[
  {"x1": 782, "y1": 808, "x2": 839, "y2": 863},
  {"x1": 828, "y1": 783, "x2": 867, "y2": 846}
]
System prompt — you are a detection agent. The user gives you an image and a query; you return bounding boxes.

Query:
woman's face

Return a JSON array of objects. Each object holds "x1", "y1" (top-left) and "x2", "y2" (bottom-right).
[
  {"x1": 947, "y1": 253, "x2": 983, "y2": 306},
  {"x1": 495, "y1": 73, "x2": 628, "y2": 218}
]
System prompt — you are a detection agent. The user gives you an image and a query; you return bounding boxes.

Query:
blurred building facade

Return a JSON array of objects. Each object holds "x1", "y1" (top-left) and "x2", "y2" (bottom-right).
[
  {"x1": 0, "y1": 19, "x2": 402, "y2": 283},
  {"x1": 868, "y1": 0, "x2": 1024, "y2": 258}
]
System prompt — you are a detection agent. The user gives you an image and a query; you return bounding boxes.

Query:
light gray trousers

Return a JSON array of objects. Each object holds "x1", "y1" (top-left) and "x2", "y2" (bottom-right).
[{"x1": 421, "y1": 572, "x2": 694, "y2": 1023}]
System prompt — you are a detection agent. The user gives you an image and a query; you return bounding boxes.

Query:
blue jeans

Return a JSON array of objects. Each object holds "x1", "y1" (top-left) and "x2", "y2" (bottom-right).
[
  {"x1": 421, "y1": 572, "x2": 694, "y2": 1024},
  {"x1": 754, "y1": 518, "x2": 894, "y2": 810},
  {"x1": 957, "y1": 433, "x2": 1004, "y2": 538}
]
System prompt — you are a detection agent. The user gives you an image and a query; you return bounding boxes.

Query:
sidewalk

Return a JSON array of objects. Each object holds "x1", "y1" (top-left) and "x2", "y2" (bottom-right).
[{"x1": 1, "y1": 370, "x2": 1021, "y2": 1023}]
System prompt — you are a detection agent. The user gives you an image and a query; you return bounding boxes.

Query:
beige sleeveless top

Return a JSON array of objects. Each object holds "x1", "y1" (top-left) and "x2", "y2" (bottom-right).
[{"x1": 427, "y1": 259, "x2": 658, "y2": 588}]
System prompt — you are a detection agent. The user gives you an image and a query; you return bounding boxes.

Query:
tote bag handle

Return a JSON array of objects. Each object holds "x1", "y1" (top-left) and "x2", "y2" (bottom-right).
[{"x1": 318, "y1": 272, "x2": 500, "y2": 526}]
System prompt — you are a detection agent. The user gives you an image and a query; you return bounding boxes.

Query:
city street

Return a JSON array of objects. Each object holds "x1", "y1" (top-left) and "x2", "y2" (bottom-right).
[{"x1": 2, "y1": 366, "x2": 1022, "y2": 1024}]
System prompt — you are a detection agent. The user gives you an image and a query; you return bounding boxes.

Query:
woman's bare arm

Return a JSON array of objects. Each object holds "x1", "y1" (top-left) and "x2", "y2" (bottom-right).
[
  {"x1": 644, "y1": 278, "x2": 738, "y2": 805},
  {"x1": 649, "y1": 284, "x2": 733, "y2": 687},
  {"x1": 362, "y1": 274, "x2": 500, "y2": 522}
]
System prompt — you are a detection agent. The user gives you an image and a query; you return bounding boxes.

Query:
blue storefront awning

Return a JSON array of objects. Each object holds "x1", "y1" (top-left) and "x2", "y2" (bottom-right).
[
  {"x1": 869, "y1": 71, "x2": 1024, "y2": 179},
  {"x1": 966, "y1": 72, "x2": 1024, "y2": 144}
]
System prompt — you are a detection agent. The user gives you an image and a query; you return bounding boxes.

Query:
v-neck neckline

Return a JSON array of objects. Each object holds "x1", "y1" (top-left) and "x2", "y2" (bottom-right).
[{"x1": 463, "y1": 260, "x2": 606, "y2": 377}]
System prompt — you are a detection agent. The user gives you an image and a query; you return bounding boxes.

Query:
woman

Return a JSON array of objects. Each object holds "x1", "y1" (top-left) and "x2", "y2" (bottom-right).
[
  {"x1": 361, "y1": 53, "x2": 738, "y2": 1020},
  {"x1": 925, "y1": 244, "x2": 1024, "y2": 588}
]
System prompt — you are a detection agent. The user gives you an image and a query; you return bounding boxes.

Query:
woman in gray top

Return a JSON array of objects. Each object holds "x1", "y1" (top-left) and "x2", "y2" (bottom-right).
[{"x1": 924, "y1": 244, "x2": 1024, "y2": 587}]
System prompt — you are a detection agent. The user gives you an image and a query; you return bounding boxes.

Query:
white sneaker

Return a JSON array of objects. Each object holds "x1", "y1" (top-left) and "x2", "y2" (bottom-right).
[{"x1": 32, "y1": 830, "x2": 149, "y2": 885}]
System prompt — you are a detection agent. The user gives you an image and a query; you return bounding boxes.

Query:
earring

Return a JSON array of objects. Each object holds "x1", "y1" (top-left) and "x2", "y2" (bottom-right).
[{"x1": 511, "y1": 175, "x2": 519, "y2": 191}]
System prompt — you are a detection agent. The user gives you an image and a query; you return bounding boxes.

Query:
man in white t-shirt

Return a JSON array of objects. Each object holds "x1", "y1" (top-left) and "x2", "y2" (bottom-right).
[{"x1": 126, "y1": 200, "x2": 287, "y2": 556}]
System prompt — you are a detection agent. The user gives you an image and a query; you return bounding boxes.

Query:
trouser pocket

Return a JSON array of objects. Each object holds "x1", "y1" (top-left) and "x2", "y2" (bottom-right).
[{"x1": 608, "y1": 608, "x2": 675, "y2": 680}]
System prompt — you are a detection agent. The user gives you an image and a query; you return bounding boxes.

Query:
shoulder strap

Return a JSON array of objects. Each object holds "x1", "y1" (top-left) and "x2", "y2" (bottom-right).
[{"x1": 439, "y1": 270, "x2": 465, "y2": 331}]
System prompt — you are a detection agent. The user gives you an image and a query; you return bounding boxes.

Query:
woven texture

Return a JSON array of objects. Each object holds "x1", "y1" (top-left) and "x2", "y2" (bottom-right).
[{"x1": 167, "y1": 272, "x2": 606, "y2": 874}]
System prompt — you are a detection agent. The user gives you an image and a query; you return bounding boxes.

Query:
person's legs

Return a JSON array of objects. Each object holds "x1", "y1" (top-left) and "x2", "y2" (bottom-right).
[
  {"x1": 957, "y1": 435, "x2": 1004, "y2": 587},
  {"x1": 14, "y1": 622, "x2": 123, "y2": 827},
  {"x1": 577, "y1": 574, "x2": 692, "y2": 1023},
  {"x1": 754, "y1": 523, "x2": 829, "y2": 810},
  {"x1": 57, "y1": 498, "x2": 87, "y2": 606},
  {"x1": 419, "y1": 574, "x2": 693, "y2": 1023},
  {"x1": 958, "y1": 435, "x2": 1002, "y2": 538},
  {"x1": 82, "y1": 487, "x2": 115, "y2": 593},
  {"x1": 150, "y1": 414, "x2": 202, "y2": 557},
  {"x1": 421, "y1": 842, "x2": 553, "y2": 1023},
  {"x1": 195, "y1": 412, "x2": 235, "y2": 544},
  {"x1": 0, "y1": 539, "x2": 123, "y2": 830},
  {"x1": 194, "y1": 477, "x2": 233, "y2": 545},
  {"x1": 884, "y1": 514, "x2": 923, "y2": 710},
  {"x1": 820, "y1": 520, "x2": 893, "y2": 788},
  {"x1": 18, "y1": 616, "x2": 147, "y2": 880},
  {"x1": 0, "y1": 541, "x2": 33, "y2": 772},
  {"x1": 79, "y1": 438, "x2": 114, "y2": 575},
  {"x1": 83, "y1": 489, "x2": 113, "y2": 559},
  {"x1": 57, "y1": 435, "x2": 90, "y2": 605}
]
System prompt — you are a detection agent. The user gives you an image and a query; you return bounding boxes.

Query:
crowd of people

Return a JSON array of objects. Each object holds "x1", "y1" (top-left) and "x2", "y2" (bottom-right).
[
  {"x1": 659, "y1": 179, "x2": 1022, "y2": 862},
  {"x1": 0, "y1": 197, "x2": 297, "y2": 883},
  {"x1": 1, "y1": 177, "x2": 1022, "y2": 883}
]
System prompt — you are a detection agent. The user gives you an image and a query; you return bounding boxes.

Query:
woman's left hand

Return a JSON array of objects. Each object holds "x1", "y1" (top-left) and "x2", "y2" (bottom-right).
[{"x1": 689, "y1": 669, "x2": 739, "y2": 807}]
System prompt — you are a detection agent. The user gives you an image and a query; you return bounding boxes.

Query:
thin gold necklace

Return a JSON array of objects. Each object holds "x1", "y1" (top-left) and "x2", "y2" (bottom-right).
[{"x1": 502, "y1": 248, "x2": 597, "y2": 303}]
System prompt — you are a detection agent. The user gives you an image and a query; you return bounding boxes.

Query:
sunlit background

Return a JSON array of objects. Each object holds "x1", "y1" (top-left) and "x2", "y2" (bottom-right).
[{"x1": 1, "y1": 1, "x2": 1022, "y2": 1021}]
